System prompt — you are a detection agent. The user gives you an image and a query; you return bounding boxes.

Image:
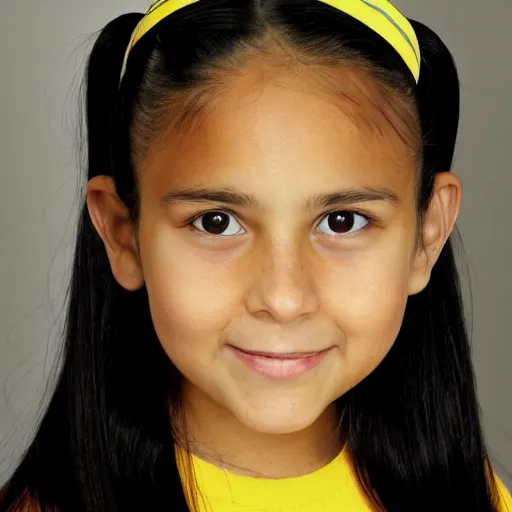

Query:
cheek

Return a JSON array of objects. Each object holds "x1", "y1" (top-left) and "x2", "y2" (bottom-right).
[
  {"x1": 138, "y1": 221, "x2": 239, "y2": 367},
  {"x1": 339, "y1": 259, "x2": 409, "y2": 336},
  {"x1": 324, "y1": 235, "x2": 413, "y2": 387}
]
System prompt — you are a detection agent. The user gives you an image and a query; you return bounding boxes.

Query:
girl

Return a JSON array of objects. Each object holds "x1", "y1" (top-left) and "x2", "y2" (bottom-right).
[{"x1": 1, "y1": 0, "x2": 511, "y2": 510}]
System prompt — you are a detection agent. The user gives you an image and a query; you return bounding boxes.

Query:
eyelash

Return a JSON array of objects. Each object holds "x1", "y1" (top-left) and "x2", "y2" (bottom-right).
[{"x1": 185, "y1": 208, "x2": 375, "y2": 239}]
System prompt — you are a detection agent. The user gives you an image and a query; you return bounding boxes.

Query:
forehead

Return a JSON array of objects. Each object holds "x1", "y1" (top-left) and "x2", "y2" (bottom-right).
[{"x1": 139, "y1": 65, "x2": 419, "y2": 196}]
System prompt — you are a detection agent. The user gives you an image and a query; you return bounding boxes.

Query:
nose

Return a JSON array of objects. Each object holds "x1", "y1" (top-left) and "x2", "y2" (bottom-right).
[{"x1": 244, "y1": 240, "x2": 320, "y2": 324}]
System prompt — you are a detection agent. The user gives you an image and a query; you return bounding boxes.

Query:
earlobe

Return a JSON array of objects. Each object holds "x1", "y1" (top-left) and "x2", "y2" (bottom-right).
[
  {"x1": 408, "y1": 172, "x2": 462, "y2": 296},
  {"x1": 86, "y1": 176, "x2": 145, "y2": 291}
]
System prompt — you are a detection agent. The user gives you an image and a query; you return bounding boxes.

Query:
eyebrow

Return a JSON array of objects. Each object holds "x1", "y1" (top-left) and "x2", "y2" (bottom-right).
[{"x1": 161, "y1": 186, "x2": 400, "y2": 212}]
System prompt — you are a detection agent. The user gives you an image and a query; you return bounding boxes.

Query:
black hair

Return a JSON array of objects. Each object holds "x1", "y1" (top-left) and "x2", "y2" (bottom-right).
[{"x1": 1, "y1": 0, "x2": 503, "y2": 510}]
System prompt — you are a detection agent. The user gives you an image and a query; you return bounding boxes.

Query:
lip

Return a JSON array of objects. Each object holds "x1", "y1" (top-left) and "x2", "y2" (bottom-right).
[
  {"x1": 227, "y1": 345, "x2": 332, "y2": 380},
  {"x1": 235, "y1": 348, "x2": 325, "y2": 359}
]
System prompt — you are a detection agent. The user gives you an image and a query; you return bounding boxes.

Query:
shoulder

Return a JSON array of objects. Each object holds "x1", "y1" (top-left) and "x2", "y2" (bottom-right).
[{"x1": 494, "y1": 472, "x2": 512, "y2": 511}]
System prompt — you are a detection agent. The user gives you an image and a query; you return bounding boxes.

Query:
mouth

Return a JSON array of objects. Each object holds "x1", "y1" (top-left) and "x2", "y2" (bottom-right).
[
  {"x1": 231, "y1": 347, "x2": 330, "y2": 359},
  {"x1": 227, "y1": 345, "x2": 332, "y2": 380}
]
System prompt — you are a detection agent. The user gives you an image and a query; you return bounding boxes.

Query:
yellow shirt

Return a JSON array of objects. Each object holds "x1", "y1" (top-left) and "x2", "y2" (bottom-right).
[{"x1": 176, "y1": 445, "x2": 512, "y2": 512}]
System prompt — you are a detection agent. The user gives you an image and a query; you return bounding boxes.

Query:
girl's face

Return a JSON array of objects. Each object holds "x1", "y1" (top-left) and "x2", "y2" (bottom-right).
[
  {"x1": 88, "y1": 65, "x2": 459, "y2": 443},
  {"x1": 136, "y1": 68, "x2": 422, "y2": 435}
]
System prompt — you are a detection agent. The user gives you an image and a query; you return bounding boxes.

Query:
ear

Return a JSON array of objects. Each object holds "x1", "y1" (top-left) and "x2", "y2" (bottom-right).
[
  {"x1": 86, "y1": 176, "x2": 144, "y2": 291},
  {"x1": 408, "y1": 172, "x2": 462, "y2": 296}
]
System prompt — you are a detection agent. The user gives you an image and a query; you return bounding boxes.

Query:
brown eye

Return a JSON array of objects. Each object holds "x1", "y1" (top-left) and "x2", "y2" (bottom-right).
[
  {"x1": 318, "y1": 211, "x2": 369, "y2": 236},
  {"x1": 192, "y1": 211, "x2": 245, "y2": 236}
]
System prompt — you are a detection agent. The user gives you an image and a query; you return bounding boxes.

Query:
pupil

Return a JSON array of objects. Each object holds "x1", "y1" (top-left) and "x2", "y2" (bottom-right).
[
  {"x1": 328, "y1": 212, "x2": 354, "y2": 233},
  {"x1": 203, "y1": 212, "x2": 229, "y2": 234}
]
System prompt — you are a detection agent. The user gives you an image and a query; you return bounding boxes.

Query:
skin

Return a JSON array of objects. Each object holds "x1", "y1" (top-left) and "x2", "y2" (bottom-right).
[{"x1": 87, "y1": 64, "x2": 461, "y2": 479}]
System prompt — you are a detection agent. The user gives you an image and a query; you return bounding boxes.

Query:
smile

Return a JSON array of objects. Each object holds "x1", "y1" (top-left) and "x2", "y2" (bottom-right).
[{"x1": 227, "y1": 345, "x2": 332, "y2": 380}]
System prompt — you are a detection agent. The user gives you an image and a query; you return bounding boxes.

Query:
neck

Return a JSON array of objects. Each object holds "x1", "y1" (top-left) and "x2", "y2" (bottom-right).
[{"x1": 174, "y1": 381, "x2": 344, "y2": 479}]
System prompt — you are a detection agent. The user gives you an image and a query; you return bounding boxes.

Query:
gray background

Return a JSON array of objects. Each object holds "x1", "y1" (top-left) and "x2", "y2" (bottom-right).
[{"x1": 1, "y1": 0, "x2": 511, "y2": 490}]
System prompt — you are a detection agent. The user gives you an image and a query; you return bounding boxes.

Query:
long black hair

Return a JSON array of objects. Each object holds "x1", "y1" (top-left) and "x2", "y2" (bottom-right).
[{"x1": 1, "y1": 0, "x2": 503, "y2": 510}]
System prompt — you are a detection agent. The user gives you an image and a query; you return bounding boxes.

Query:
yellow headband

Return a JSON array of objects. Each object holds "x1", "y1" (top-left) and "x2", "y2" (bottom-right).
[{"x1": 120, "y1": 0, "x2": 420, "y2": 83}]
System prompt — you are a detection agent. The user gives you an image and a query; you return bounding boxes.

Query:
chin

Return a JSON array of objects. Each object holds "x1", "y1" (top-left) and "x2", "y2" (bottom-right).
[
  {"x1": 231, "y1": 398, "x2": 331, "y2": 435},
  {"x1": 241, "y1": 417, "x2": 317, "y2": 435}
]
